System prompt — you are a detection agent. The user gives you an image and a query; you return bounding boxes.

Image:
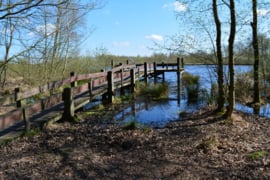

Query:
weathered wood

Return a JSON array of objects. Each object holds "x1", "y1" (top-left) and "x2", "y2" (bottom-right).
[
  {"x1": 88, "y1": 80, "x2": 93, "y2": 101},
  {"x1": 144, "y1": 62, "x2": 148, "y2": 84},
  {"x1": 177, "y1": 57, "x2": 180, "y2": 71},
  {"x1": 15, "y1": 88, "x2": 30, "y2": 131},
  {"x1": 181, "y1": 58, "x2": 184, "y2": 68},
  {"x1": 154, "y1": 62, "x2": 157, "y2": 84},
  {"x1": 14, "y1": 87, "x2": 21, "y2": 108},
  {"x1": 73, "y1": 84, "x2": 89, "y2": 95},
  {"x1": 120, "y1": 67, "x2": 124, "y2": 95},
  {"x1": 1, "y1": 60, "x2": 184, "y2": 134},
  {"x1": 130, "y1": 68, "x2": 135, "y2": 93},
  {"x1": 62, "y1": 87, "x2": 74, "y2": 121},
  {"x1": 0, "y1": 109, "x2": 23, "y2": 130},
  {"x1": 70, "y1": 72, "x2": 77, "y2": 88},
  {"x1": 107, "y1": 71, "x2": 114, "y2": 103},
  {"x1": 41, "y1": 93, "x2": 62, "y2": 110}
]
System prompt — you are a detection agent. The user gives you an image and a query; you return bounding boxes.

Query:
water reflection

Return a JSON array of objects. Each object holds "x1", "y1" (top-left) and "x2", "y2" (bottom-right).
[
  {"x1": 235, "y1": 103, "x2": 270, "y2": 118},
  {"x1": 84, "y1": 65, "x2": 270, "y2": 127}
]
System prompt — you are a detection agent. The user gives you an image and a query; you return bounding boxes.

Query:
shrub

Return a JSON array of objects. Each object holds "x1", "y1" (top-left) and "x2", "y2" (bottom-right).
[
  {"x1": 182, "y1": 72, "x2": 200, "y2": 102},
  {"x1": 135, "y1": 82, "x2": 169, "y2": 99},
  {"x1": 122, "y1": 120, "x2": 138, "y2": 130}
]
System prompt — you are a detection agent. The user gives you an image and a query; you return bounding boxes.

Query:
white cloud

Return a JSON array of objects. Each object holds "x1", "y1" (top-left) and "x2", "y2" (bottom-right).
[
  {"x1": 145, "y1": 34, "x2": 163, "y2": 41},
  {"x1": 163, "y1": 2, "x2": 188, "y2": 12},
  {"x1": 112, "y1": 41, "x2": 130, "y2": 47},
  {"x1": 173, "y1": 2, "x2": 188, "y2": 12},
  {"x1": 36, "y1": 23, "x2": 56, "y2": 35},
  {"x1": 257, "y1": 9, "x2": 269, "y2": 16},
  {"x1": 28, "y1": 23, "x2": 56, "y2": 37}
]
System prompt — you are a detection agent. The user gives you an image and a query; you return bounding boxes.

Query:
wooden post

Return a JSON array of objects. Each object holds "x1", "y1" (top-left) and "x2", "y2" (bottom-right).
[
  {"x1": 62, "y1": 87, "x2": 74, "y2": 121},
  {"x1": 130, "y1": 68, "x2": 135, "y2": 93},
  {"x1": 70, "y1": 72, "x2": 77, "y2": 88},
  {"x1": 120, "y1": 67, "x2": 124, "y2": 95},
  {"x1": 153, "y1": 62, "x2": 157, "y2": 84},
  {"x1": 177, "y1": 58, "x2": 181, "y2": 82},
  {"x1": 144, "y1": 62, "x2": 148, "y2": 84},
  {"x1": 181, "y1": 58, "x2": 184, "y2": 68},
  {"x1": 177, "y1": 57, "x2": 180, "y2": 72},
  {"x1": 14, "y1": 87, "x2": 21, "y2": 108},
  {"x1": 177, "y1": 57, "x2": 181, "y2": 105},
  {"x1": 88, "y1": 80, "x2": 93, "y2": 101},
  {"x1": 126, "y1": 59, "x2": 129, "y2": 64},
  {"x1": 15, "y1": 87, "x2": 30, "y2": 131},
  {"x1": 162, "y1": 72, "x2": 165, "y2": 82},
  {"x1": 111, "y1": 59, "x2": 114, "y2": 69},
  {"x1": 107, "y1": 71, "x2": 114, "y2": 103}
]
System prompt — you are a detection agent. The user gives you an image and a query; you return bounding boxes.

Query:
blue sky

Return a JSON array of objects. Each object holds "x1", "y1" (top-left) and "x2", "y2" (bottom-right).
[
  {"x1": 82, "y1": 0, "x2": 186, "y2": 56},
  {"x1": 81, "y1": 1, "x2": 270, "y2": 57}
]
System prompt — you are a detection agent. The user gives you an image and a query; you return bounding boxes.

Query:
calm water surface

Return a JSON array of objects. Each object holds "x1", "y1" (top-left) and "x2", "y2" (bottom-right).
[{"x1": 87, "y1": 65, "x2": 270, "y2": 127}]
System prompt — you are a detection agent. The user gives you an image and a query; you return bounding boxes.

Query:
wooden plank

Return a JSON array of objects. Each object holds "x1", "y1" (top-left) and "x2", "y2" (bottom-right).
[
  {"x1": 92, "y1": 77, "x2": 107, "y2": 87},
  {"x1": 42, "y1": 93, "x2": 63, "y2": 109},
  {"x1": 47, "y1": 79, "x2": 70, "y2": 90},
  {"x1": 89, "y1": 72, "x2": 107, "y2": 79},
  {"x1": 1, "y1": 61, "x2": 184, "y2": 133},
  {"x1": 72, "y1": 84, "x2": 89, "y2": 95},
  {"x1": 27, "y1": 102, "x2": 43, "y2": 116},
  {"x1": 123, "y1": 71, "x2": 130, "y2": 78},
  {"x1": 0, "y1": 109, "x2": 23, "y2": 130},
  {"x1": 16, "y1": 77, "x2": 71, "y2": 101},
  {"x1": 112, "y1": 65, "x2": 123, "y2": 72},
  {"x1": 17, "y1": 86, "x2": 42, "y2": 100},
  {"x1": 111, "y1": 64, "x2": 135, "y2": 73},
  {"x1": 76, "y1": 72, "x2": 106, "y2": 81},
  {"x1": 156, "y1": 63, "x2": 178, "y2": 66},
  {"x1": 25, "y1": 93, "x2": 63, "y2": 117}
]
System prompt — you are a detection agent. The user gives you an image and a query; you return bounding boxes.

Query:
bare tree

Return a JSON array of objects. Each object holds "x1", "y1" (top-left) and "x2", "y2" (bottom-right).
[
  {"x1": 0, "y1": 0, "x2": 103, "y2": 87},
  {"x1": 212, "y1": 0, "x2": 225, "y2": 112},
  {"x1": 251, "y1": 0, "x2": 260, "y2": 105},
  {"x1": 0, "y1": 0, "x2": 68, "y2": 20},
  {"x1": 224, "y1": 0, "x2": 236, "y2": 118}
]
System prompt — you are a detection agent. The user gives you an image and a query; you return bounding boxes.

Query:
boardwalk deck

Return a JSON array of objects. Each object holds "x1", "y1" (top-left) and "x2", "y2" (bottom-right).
[{"x1": 0, "y1": 59, "x2": 184, "y2": 138}]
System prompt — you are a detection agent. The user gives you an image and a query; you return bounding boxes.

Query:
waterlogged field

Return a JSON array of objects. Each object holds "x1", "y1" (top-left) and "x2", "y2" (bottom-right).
[{"x1": 111, "y1": 65, "x2": 270, "y2": 127}]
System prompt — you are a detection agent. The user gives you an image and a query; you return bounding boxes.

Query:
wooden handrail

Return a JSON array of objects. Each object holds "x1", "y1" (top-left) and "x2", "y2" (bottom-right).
[{"x1": 0, "y1": 58, "x2": 184, "y2": 132}]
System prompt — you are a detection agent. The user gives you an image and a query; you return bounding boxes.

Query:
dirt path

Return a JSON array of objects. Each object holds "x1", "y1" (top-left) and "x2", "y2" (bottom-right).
[{"x1": 0, "y1": 106, "x2": 270, "y2": 179}]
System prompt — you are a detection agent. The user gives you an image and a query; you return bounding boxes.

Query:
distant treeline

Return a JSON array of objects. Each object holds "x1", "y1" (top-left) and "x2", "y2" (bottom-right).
[{"x1": 2, "y1": 52, "x2": 255, "y2": 88}]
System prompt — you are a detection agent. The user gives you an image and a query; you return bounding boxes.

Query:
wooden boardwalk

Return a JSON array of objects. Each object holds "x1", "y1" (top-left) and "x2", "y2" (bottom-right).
[{"x1": 0, "y1": 58, "x2": 184, "y2": 138}]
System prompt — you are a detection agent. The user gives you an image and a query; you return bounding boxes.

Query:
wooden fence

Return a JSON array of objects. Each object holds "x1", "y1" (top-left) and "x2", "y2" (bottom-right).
[{"x1": 0, "y1": 58, "x2": 184, "y2": 134}]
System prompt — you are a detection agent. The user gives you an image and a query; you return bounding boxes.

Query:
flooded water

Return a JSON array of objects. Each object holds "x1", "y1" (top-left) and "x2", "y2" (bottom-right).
[{"x1": 85, "y1": 65, "x2": 270, "y2": 127}]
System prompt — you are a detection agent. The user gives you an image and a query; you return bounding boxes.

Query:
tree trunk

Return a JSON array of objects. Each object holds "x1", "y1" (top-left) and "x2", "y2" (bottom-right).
[
  {"x1": 225, "y1": 0, "x2": 236, "y2": 118},
  {"x1": 212, "y1": 0, "x2": 225, "y2": 112},
  {"x1": 251, "y1": 0, "x2": 260, "y2": 105}
]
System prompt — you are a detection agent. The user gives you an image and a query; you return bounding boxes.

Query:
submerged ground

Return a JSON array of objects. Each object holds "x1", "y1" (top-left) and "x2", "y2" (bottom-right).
[{"x1": 0, "y1": 105, "x2": 270, "y2": 179}]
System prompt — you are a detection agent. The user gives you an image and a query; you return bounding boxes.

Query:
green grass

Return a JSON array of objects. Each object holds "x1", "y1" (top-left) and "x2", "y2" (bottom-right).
[
  {"x1": 246, "y1": 150, "x2": 267, "y2": 161},
  {"x1": 135, "y1": 82, "x2": 169, "y2": 99},
  {"x1": 0, "y1": 138, "x2": 14, "y2": 147},
  {"x1": 122, "y1": 120, "x2": 139, "y2": 130},
  {"x1": 21, "y1": 128, "x2": 41, "y2": 137},
  {"x1": 182, "y1": 72, "x2": 200, "y2": 102}
]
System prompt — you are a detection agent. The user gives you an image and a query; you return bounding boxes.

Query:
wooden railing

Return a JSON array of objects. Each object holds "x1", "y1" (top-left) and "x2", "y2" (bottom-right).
[{"x1": 0, "y1": 58, "x2": 184, "y2": 133}]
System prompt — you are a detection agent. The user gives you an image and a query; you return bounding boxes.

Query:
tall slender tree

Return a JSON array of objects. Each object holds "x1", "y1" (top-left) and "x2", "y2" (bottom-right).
[
  {"x1": 225, "y1": 0, "x2": 236, "y2": 118},
  {"x1": 212, "y1": 0, "x2": 225, "y2": 112},
  {"x1": 0, "y1": 0, "x2": 103, "y2": 87},
  {"x1": 251, "y1": 0, "x2": 261, "y2": 105}
]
